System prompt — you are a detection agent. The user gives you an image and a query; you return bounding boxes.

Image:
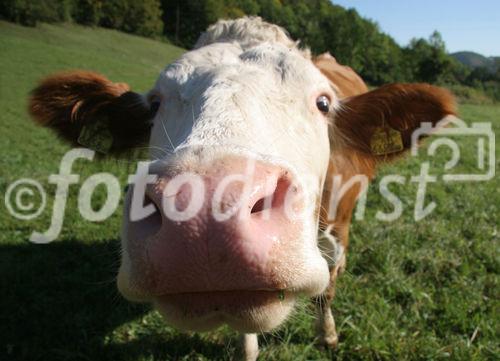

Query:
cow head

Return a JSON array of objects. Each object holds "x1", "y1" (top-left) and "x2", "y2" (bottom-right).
[{"x1": 29, "y1": 17, "x2": 455, "y2": 333}]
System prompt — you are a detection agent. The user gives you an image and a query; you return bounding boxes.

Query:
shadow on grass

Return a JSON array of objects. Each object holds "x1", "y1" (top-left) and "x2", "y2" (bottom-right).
[{"x1": 0, "y1": 240, "x2": 227, "y2": 361}]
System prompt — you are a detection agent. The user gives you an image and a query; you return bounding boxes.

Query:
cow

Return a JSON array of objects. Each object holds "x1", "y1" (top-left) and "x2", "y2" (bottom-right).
[{"x1": 28, "y1": 17, "x2": 455, "y2": 361}]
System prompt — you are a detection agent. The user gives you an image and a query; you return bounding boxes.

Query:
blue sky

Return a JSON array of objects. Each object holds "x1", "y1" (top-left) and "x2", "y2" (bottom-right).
[{"x1": 332, "y1": 0, "x2": 500, "y2": 56}]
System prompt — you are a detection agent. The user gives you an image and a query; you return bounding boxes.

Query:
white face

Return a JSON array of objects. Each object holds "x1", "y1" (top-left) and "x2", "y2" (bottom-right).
[
  {"x1": 150, "y1": 41, "x2": 333, "y2": 167},
  {"x1": 118, "y1": 21, "x2": 337, "y2": 332}
]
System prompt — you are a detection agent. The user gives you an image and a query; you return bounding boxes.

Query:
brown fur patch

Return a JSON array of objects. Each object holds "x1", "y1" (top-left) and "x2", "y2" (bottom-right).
[
  {"x1": 29, "y1": 71, "x2": 153, "y2": 154},
  {"x1": 314, "y1": 53, "x2": 369, "y2": 98}
]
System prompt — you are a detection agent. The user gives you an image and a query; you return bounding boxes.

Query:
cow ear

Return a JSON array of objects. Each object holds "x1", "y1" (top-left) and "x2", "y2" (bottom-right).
[
  {"x1": 29, "y1": 71, "x2": 154, "y2": 155},
  {"x1": 331, "y1": 83, "x2": 456, "y2": 163}
]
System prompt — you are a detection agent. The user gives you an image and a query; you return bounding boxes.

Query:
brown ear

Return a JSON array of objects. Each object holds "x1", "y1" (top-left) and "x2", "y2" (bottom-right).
[
  {"x1": 320, "y1": 83, "x2": 456, "y2": 246},
  {"x1": 29, "y1": 71, "x2": 154, "y2": 154},
  {"x1": 332, "y1": 83, "x2": 457, "y2": 163},
  {"x1": 314, "y1": 52, "x2": 368, "y2": 98}
]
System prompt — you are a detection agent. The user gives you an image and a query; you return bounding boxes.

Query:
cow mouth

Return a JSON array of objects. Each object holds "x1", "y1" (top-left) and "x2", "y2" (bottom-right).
[{"x1": 153, "y1": 290, "x2": 296, "y2": 332}]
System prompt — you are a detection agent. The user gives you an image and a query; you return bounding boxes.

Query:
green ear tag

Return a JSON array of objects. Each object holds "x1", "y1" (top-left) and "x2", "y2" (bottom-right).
[
  {"x1": 370, "y1": 126, "x2": 404, "y2": 155},
  {"x1": 78, "y1": 121, "x2": 113, "y2": 154}
]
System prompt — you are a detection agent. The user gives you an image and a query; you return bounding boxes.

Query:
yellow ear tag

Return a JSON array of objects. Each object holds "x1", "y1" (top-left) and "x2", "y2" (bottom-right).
[
  {"x1": 370, "y1": 126, "x2": 404, "y2": 155},
  {"x1": 78, "y1": 121, "x2": 113, "y2": 154}
]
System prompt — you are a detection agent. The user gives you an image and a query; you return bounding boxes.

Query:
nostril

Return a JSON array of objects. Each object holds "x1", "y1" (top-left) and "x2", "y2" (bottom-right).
[
  {"x1": 127, "y1": 192, "x2": 163, "y2": 241},
  {"x1": 250, "y1": 175, "x2": 292, "y2": 215},
  {"x1": 251, "y1": 195, "x2": 273, "y2": 214}
]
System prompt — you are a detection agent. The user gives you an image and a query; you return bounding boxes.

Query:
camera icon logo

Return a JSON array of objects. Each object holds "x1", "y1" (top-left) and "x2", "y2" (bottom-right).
[{"x1": 411, "y1": 116, "x2": 495, "y2": 182}]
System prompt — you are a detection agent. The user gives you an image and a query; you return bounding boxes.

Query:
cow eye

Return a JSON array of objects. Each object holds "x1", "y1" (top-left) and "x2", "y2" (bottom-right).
[
  {"x1": 316, "y1": 95, "x2": 330, "y2": 113},
  {"x1": 149, "y1": 97, "x2": 161, "y2": 116}
]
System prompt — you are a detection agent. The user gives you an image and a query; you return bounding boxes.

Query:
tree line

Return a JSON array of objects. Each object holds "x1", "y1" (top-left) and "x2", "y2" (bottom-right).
[{"x1": 1, "y1": 0, "x2": 498, "y2": 101}]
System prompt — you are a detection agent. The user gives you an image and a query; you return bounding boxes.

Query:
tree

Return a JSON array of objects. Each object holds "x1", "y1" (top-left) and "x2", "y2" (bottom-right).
[
  {"x1": 0, "y1": 0, "x2": 72, "y2": 26},
  {"x1": 405, "y1": 31, "x2": 453, "y2": 83},
  {"x1": 121, "y1": 0, "x2": 163, "y2": 36},
  {"x1": 72, "y1": 0, "x2": 103, "y2": 26}
]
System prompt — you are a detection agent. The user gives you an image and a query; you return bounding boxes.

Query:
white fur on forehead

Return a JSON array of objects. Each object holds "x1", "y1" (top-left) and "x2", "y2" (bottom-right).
[{"x1": 195, "y1": 16, "x2": 303, "y2": 53}]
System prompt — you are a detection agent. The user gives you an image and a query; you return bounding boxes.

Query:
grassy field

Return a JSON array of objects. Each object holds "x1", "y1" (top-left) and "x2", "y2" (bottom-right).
[{"x1": 0, "y1": 21, "x2": 498, "y2": 361}]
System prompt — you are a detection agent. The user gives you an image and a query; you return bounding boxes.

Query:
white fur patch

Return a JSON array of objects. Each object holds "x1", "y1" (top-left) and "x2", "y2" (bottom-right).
[{"x1": 195, "y1": 16, "x2": 299, "y2": 52}]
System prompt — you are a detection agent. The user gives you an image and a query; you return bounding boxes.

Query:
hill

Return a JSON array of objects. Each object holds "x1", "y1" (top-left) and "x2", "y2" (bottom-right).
[
  {"x1": 0, "y1": 20, "x2": 184, "y2": 96},
  {"x1": 451, "y1": 51, "x2": 498, "y2": 72}
]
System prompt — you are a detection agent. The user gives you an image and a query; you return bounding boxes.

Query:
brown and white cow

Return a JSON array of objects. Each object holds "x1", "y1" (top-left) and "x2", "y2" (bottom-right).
[{"x1": 29, "y1": 17, "x2": 455, "y2": 361}]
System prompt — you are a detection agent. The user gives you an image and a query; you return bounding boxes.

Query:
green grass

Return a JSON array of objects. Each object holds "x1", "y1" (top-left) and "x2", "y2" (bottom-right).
[{"x1": 0, "y1": 21, "x2": 498, "y2": 361}]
